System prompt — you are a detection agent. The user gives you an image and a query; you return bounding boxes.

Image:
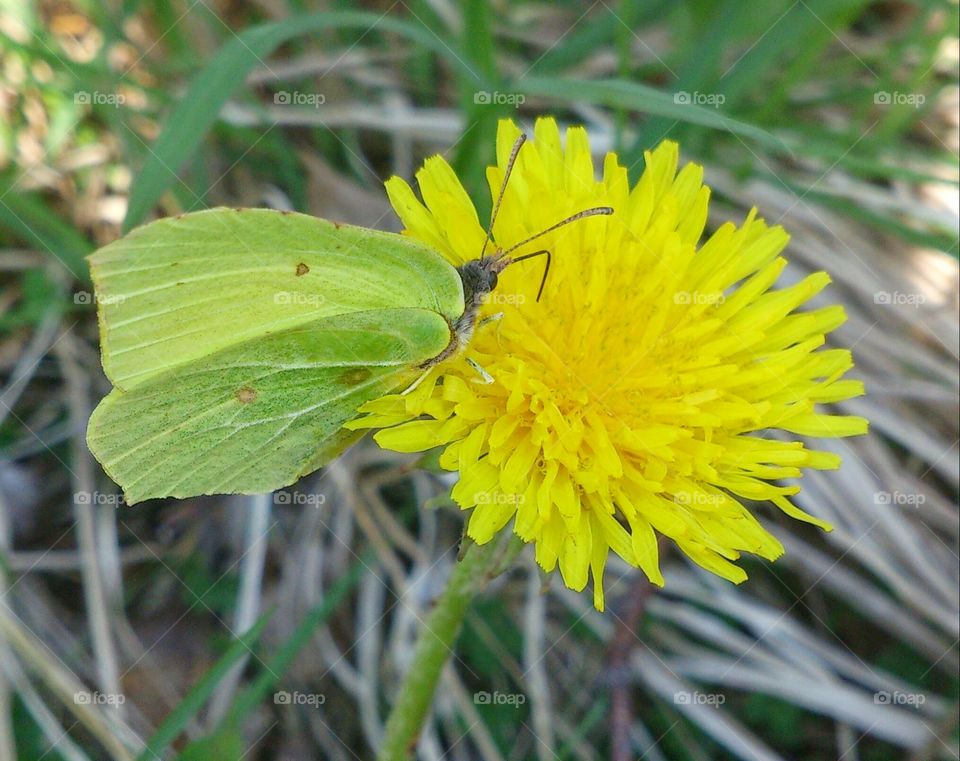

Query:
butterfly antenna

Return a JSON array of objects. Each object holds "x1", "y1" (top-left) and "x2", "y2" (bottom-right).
[
  {"x1": 479, "y1": 133, "x2": 526, "y2": 258},
  {"x1": 509, "y1": 249, "x2": 551, "y2": 302},
  {"x1": 502, "y1": 206, "x2": 614, "y2": 257}
]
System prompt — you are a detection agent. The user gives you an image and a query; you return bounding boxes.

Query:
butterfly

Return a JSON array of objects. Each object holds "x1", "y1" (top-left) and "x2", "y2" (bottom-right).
[{"x1": 86, "y1": 135, "x2": 611, "y2": 503}]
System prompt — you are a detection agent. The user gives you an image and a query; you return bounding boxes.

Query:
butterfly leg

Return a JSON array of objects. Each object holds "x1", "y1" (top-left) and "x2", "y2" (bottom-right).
[
  {"x1": 477, "y1": 312, "x2": 503, "y2": 330},
  {"x1": 465, "y1": 357, "x2": 495, "y2": 384},
  {"x1": 476, "y1": 311, "x2": 507, "y2": 348},
  {"x1": 401, "y1": 367, "x2": 434, "y2": 395}
]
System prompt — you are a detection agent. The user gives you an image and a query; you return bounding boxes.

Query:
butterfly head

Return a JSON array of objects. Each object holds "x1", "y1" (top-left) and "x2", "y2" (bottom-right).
[
  {"x1": 457, "y1": 254, "x2": 509, "y2": 307},
  {"x1": 430, "y1": 134, "x2": 613, "y2": 369}
]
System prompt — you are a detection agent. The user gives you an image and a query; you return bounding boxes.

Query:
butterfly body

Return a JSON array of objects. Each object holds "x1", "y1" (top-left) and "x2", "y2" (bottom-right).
[{"x1": 426, "y1": 254, "x2": 509, "y2": 368}]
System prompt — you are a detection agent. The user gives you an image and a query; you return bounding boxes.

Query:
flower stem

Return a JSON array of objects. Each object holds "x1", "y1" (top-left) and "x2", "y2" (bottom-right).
[{"x1": 377, "y1": 538, "x2": 506, "y2": 761}]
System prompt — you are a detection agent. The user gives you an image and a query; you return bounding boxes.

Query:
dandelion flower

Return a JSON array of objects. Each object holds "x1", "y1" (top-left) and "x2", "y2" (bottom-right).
[{"x1": 348, "y1": 117, "x2": 868, "y2": 610}]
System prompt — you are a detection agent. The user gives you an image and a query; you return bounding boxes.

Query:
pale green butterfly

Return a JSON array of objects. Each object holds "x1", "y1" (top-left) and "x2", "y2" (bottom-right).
[{"x1": 87, "y1": 135, "x2": 612, "y2": 503}]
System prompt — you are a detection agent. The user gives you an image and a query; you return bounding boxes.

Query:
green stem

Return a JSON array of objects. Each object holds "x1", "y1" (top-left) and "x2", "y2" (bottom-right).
[{"x1": 377, "y1": 538, "x2": 505, "y2": 761}]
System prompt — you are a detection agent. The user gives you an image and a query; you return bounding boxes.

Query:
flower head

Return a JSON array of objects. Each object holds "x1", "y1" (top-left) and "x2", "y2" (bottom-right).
[{"x1": 348, "y1": 117, "x2": 867, "y2": 610}]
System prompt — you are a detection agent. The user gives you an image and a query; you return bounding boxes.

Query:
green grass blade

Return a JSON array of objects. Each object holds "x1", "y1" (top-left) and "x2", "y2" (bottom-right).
[
  {"x1": 526, "y1": 2, "x2": 666, "y2": 76},
  {"x1": 0, "y1": 191, "x2": 93, "y2": 280},
  {"x1": 123, "y1": 11, "x2": 492, "y2": 231},
  {"x1": 223, "y1": 554, "x2": 368, "y2": 726},
  {"x1": 784, "y1": 182, "x2": 959, "y2": 255},
  {"x1": 453, "y1": 0, "x2": 500, "y2": 215},
  {"x1": 517, "y1": 76, "x2": 788, "y2": 156},
  {"x1": 134, "y1": 613, "x2": 271, "y2": 761}
]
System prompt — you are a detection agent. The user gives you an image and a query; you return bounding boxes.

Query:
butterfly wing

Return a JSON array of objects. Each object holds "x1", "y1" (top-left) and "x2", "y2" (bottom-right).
[
  {"x1": 88, "y1": 308, "x2": 452, "y2": 503},
  {"x1": 86, "y1": 208, "x2": 463, "y2": 503},
  {"x1": 89, "y1": 207, "x2": 463, "y2": 389}
]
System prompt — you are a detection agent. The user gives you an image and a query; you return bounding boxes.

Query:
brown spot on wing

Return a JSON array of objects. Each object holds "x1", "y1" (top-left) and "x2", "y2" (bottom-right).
[
  {"x1": 235, "y1": 387, "x2": 257, "y2": 404},
  {"x1": 295, "y1": 262, "x2": 310, "y2": 276},
  {"x1": 339, "y1": 368, "x2": 372, "y2": 386}
]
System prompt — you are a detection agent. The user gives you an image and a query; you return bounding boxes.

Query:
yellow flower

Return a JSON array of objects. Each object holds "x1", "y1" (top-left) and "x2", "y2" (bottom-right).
[{"x1": 348, "y1": 117, "x2": 868, "y2": 611}]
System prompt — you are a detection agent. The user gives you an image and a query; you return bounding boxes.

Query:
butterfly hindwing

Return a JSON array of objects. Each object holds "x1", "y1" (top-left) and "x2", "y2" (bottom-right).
[{"x1": 87, "y1": 308, "x2": 451, "y2": 503}]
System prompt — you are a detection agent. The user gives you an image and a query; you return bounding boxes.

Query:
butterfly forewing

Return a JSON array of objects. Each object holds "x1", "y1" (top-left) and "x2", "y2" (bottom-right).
[
  {"x1": 90, "y1": 207, "x2": 463, "y2": 390},
  {"x1": 88, "y1": 308, "x2": 451, "y2": 503}
]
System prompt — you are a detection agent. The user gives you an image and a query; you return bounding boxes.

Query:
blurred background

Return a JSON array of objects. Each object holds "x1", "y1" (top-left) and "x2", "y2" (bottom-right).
[{"x1": 0, "y1": 1, "x2": 958, "y2": 759}]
